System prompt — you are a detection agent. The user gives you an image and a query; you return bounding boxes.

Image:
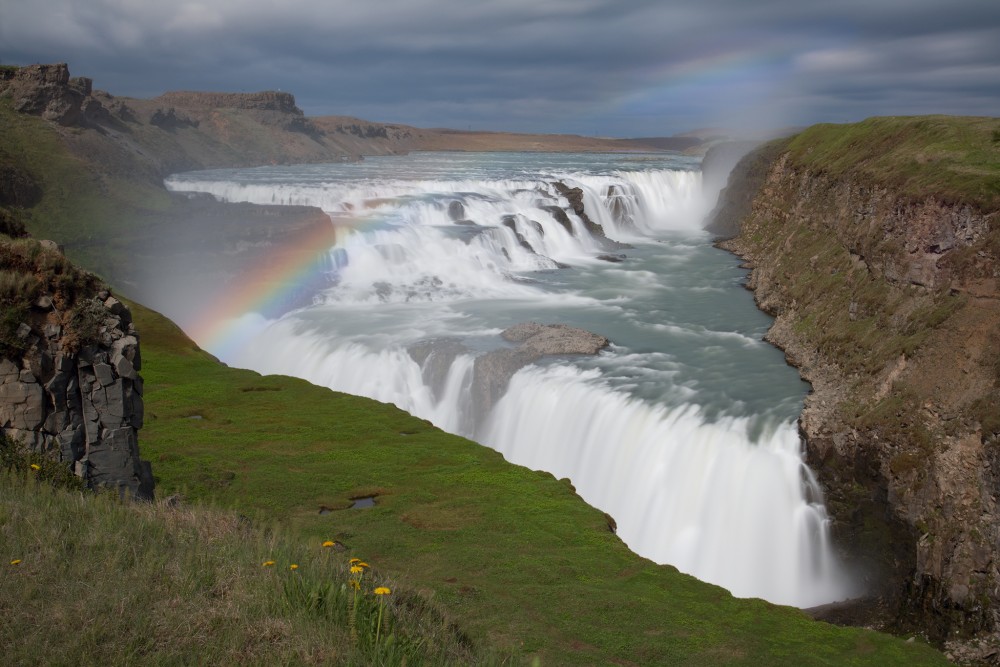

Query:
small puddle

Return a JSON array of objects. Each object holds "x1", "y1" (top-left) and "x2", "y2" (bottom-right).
[{"x1": 350, "y1": 496, "x2": 376, "y2": 509}]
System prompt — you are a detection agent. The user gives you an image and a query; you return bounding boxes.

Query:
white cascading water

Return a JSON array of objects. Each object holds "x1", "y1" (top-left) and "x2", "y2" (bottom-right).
[{"x1": 165, "y1": 153, "x2": 848, "y2": 607}]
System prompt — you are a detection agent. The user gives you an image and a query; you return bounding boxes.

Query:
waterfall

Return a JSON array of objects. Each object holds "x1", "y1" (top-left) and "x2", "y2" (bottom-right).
[
  {"x1": 484, "y1": 365, "x2": 841, "y2": 607},
  {"x1": 164, "y1": 153, "x2": 850, "y2": 608}
]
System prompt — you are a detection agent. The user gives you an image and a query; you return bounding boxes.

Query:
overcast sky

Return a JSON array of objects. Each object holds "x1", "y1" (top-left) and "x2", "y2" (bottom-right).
[{"x1": 1, "y1": 0, "x2": 998, "y2": 137}]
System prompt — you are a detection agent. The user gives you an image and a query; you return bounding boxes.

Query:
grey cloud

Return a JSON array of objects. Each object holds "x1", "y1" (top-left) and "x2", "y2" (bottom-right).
[{"x1": 0, "y1": 0, "x2": 997, "y2": 136}]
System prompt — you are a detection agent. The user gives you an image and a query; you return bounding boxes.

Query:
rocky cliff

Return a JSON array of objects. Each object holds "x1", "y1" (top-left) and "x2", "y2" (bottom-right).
[
  {"x1": 0, "y1": 237, "x2": 153, "y2": 499},
  {"x1": 712, "y1": 116, "x2": 1000, "y2": 654}
]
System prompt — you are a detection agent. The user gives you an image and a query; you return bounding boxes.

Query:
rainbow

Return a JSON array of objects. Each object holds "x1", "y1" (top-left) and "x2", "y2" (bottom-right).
[
  {"x1": 185, "y1": 214, "x2": 348, "y2": 358},
  {"x1": 605, "y1": 44, "x2": 795, "y2": 128}
]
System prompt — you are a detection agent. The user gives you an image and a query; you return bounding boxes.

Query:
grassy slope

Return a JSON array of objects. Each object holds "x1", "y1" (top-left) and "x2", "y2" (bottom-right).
[
  {"x1": 0, "y1": 468, "x2": 502, "y2": 666},
  {"x1": 126, "y1": 300, "x2": 946, "y2": 665},
  {"x1": 0, "y1": 100, "x2": 171, "y2": 283},
  {"x1": 784, "y1": 115, "x2": 1000, "y2": 210}
]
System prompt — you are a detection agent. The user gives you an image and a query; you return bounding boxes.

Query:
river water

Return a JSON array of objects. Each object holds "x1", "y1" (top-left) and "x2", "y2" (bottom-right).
[{"x1": 164, "y1": 151, "x2": 847, "y2": 607}]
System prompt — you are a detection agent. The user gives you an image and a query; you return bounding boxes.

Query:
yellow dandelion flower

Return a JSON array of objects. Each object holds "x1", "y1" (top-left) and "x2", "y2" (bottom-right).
[
  {"x1": 350, "y1": 580, "x2": 360, "y2": 590},
  {"x1": 349, "y1": 557, "x2": 361, "y2": 564},
  {"x1": 350, "y1": 565, "x2": 364, "y2": 574},
  {"x1": 374, "y1": 586, "x2": 391, "y2": 595},
  {"x1": 322, "y1": 540, "x2": 335, "y2": 548},
  {"x1": 10, "y1": 559, "x2": 22, "y2": 566},
  {"x1": 262, "y1": 560, "x2": 275, "y2": 567},
  {"x1": 30, "y1": 464, "x2": 40, "y2": 471},
  {"x1": 289, "y1": 564, "x2": 299, "y2": 571},
  {"x1": 357, "y1": 561, "x2": 369, "y2": 568}
]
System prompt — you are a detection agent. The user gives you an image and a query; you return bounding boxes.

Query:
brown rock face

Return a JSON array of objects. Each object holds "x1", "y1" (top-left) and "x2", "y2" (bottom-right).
[
  {"x1": 0, "y1": 63, "x2": 85, "y2": 126},
  {"x1": 714, "y1": 144, "x2": 1000, "y2": 644}
]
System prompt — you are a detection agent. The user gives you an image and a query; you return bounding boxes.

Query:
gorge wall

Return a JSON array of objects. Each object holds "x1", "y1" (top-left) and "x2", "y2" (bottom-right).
[
  {"x1": 0, "y1": 238, "x2": 153, "y2": 499},
  {"x1": 712, "y1": 117, "x2": 1000, "y2": 650}
]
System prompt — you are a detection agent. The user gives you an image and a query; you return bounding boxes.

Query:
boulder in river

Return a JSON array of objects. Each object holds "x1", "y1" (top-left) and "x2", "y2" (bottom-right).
[{"x1": 472, "y1": 323, "x2": 609, "y2": 420}]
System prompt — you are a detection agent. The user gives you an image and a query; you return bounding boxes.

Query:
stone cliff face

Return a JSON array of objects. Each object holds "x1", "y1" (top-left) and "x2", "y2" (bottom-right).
[
  {"x1": 154, "y1": 91, "x2": 303, "y2": 114},
  {"x1": 0, "y1": 63, "x2": 112, "y2": 127},
  {"x1": 0, "y1": 239, "x2": 153, "y2": 499},
  {"x1": 713, "y1": 128, "x2": 999, "y2": 649}
]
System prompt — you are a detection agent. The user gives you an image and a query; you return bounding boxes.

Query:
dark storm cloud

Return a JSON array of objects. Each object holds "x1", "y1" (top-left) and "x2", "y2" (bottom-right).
[{"x1": 1, "y1": 0, "x2": 997, "y2": 135}]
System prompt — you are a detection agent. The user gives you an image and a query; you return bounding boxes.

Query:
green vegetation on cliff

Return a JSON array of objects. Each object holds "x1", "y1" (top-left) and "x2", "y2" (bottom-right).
[{"x1": 784, "y1": 115, "x2": 1000, "y2": 210}]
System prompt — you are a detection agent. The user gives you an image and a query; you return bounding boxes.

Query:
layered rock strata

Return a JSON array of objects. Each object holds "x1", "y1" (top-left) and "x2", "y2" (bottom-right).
[
  {"x1": 1, "y1": 250, "x2": 153, "y2": 499},
  {"x1": 713, "y1": 138, "x2": 999, "y2": 646}
]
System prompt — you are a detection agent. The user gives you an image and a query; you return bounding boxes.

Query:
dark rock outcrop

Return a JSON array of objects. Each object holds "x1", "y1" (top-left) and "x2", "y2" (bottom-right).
[
  {"x1": 552, "y1": 181, "x2": 631, "y2": 250},
  {"x1": 0, "y1": 64, "x2": 122, "y2": 131},
  {"x1": 0, "y1": 63, "x2": 85, "y2": 126},
  {"x1": 149, "y1": 107, "x2": 199, "y2": 130},
  {"x1": 0, "y1": 242, "x2": 153, "y2": 500}
]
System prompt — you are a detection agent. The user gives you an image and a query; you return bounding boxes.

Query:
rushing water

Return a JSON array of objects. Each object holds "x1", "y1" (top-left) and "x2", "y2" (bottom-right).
[{"x1": 165, "y1": 151, "x2": 848, "y2": 607}]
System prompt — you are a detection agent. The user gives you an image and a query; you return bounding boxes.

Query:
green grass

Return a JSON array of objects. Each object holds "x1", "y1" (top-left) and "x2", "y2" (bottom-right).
[
  {"x1": 785, "y1": 115, "x2": 1000, "y2": 210},
  {"x1": 0, "y1": 466, "x2": 502, "y2": 666},
  {"x1": 119, "y1": 299, "x2": 948, "y2": 666}
]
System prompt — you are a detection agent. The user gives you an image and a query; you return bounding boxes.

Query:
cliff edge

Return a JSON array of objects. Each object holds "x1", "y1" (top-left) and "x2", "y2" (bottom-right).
[
  {"x1": 0, "y1": 236, "x2": 153, "y2": 498},
  {"x1": 712, "y1": 116, "x2": 1000, "y2": 654}
]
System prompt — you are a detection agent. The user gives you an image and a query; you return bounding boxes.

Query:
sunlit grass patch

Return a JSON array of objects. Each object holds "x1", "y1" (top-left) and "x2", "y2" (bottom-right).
[{"x1": 0, "y1": 469, "x2": 509, "y2": 665}]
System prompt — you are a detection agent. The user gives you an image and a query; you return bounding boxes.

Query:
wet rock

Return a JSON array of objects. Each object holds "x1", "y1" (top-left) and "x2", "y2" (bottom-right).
[
  {"x1": 447, "y1": 200, "x2": 465, "y2": 221},
  {"x1": 552, "y1": 181, "x2": 631, "y2": 250},
  {"x1": 408, "y1": 338, "x2": 469, "y2": 403},
  {"x1": 597, "y1": 254, "x2": 626, "y2": 263},
  {"x1": 500, "y1": 216, "x2": 535, "y2": 252},
  {"x1": 472, "y1": 323, "x2": 609, "y2": 418},
  {"x1": 539, "y1": 205, "x2": 575, "y2": 235}
]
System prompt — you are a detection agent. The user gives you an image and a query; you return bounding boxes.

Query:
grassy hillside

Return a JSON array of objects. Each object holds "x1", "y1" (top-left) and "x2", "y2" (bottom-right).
[
  {"x1": 0, "y1": 99, "x2": 171, "y2": 281},
  {"x1": 101, "y1": 300, "x2": 944, "y2": 665},
  {"x1": 0, "y1": 464, "x2": 501, "y2": 665}
]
